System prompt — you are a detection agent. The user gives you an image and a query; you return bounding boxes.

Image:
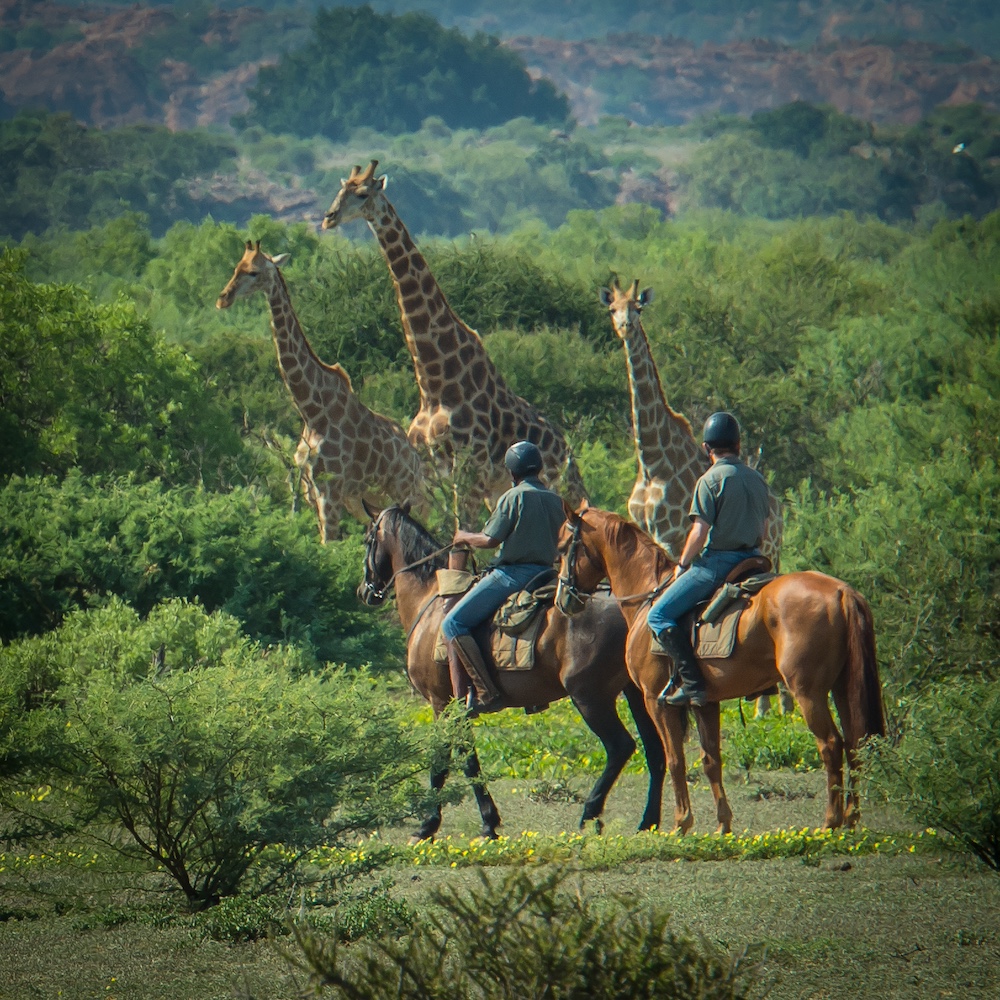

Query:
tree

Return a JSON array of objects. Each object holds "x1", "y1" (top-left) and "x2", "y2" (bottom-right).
[
  {"x1": 239, "y1": 5, "x2": 570, "y2": 140},
  {"x1": 0, "y1": 599, "x2": 440, "y2": 907},
  {"x1": 0, "y1": 250, "x2": 242, "y2": 485}
]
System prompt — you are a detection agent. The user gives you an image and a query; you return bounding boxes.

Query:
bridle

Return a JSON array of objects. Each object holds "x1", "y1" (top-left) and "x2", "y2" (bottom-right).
[
  {"x1": 556, "y1": 516, "x2": 591, "y2": 616},
  {"x1": 360, "y1": 508, "x2": 454, "y2": 604},
  {"x1": 557, "y1": 513, "x2": 671, "y2": 615}
]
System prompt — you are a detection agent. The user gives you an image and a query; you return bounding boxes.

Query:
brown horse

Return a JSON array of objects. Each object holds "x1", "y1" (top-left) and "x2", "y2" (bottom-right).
[
  {"x1": 555, "y1": 503, "x2": 885, "y2": 834},
  {"x1": 358, "y1": 501, "x2": 666, "y2": 841}
]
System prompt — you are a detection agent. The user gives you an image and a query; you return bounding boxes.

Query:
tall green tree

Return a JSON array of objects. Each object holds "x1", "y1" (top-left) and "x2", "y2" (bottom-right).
[{"x1": 239, "y1": 5, "x2": 570, "y2": 140}]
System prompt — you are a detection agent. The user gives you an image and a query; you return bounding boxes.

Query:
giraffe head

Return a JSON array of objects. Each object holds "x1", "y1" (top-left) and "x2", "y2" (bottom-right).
[
  {"x1": 216, "y1": 240, "x2": 290, "y2": 309},
  {"x1": 599, "y1": 279, "x2": 653, "y2": 341},
  {"x1": 321, "y1": 160, "x2": 386, "y2": 231}
]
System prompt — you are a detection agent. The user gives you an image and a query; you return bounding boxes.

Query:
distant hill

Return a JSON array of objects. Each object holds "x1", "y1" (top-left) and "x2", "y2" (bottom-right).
[{"x1": 2, "y1": 1, "x2": 999, "y2": 130}]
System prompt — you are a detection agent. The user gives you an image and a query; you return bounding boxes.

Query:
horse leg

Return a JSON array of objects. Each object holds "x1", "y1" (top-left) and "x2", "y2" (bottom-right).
[
  {"x1": 622, "y1": 681, "x2": 666, "y2": 831},
  {"x1": 460, "y1": 745, "x2": 502, "y2": 839},
  {"x1": 831, "y1": 684, "x2": 862, "y2": 827},
  {"x1": 693, "y1": 703, "x2": 733, "y2": 835},
  {"x1": 569, "y1": 696, "x2": 637, "y2": 834},
  {"x1": 411, "y1": 761, "x2": 448, "y2": 844},
  {"x1": 648, "y1": 694, "x2": 693, "y2": 834},
  {"x1": 796, "y1": 692, "x2": 846, "y2": 829}
]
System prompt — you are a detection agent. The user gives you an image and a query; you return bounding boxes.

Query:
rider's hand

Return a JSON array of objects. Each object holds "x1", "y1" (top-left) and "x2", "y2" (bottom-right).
[{"x1": 672, "y1": 563, "x2": 689, "y2": 581}]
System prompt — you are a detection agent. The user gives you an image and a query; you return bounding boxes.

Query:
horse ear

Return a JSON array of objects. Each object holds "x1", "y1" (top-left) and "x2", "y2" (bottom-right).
[
  {"x1": 398, "y1": 498, "x2": 412, "y2": 516},
  {"x1": 562, "y1": 498, "x2": 578, "y2": 521},
  {"x1": 361, "y1": 497, "x2": 381, "y2": 521}
]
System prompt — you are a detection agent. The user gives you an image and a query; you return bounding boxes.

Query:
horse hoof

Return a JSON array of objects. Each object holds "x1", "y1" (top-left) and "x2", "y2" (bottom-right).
[{"x1": 408, "y1": 833, "x2": 433, "y2": 846}]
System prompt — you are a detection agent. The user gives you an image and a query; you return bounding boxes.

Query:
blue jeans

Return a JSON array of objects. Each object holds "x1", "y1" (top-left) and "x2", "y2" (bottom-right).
[
  {"x1": 647, "y1": 549, "x2": 757, "y2": 634},
  {"x1": 441, "y1": 564, "x2": 551, "y2": 640}
]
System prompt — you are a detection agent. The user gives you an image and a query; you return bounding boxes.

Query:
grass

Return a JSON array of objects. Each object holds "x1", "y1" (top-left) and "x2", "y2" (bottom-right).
[{"x1": 2, "y1": 705, "x2": 999, "y2": 999}]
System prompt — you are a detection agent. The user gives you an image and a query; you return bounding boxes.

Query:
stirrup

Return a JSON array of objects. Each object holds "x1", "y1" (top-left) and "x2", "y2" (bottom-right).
[{"x1": 661, "y1": 685, "x2": 707, "y2": 708}]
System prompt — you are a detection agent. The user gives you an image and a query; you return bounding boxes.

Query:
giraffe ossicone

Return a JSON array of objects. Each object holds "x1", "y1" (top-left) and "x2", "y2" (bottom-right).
[{"x1": 215, "y1": 239, "x2": 425, "y2": 541}]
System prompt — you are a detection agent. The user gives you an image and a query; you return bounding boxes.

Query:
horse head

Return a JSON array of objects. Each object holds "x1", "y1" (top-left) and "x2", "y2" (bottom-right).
[
  {"x1": 358, "y1": 498, "x2": 409, "y2": 606},
  {"x1": 556, "y1": 501, "x2": 605, "y2": 616}
]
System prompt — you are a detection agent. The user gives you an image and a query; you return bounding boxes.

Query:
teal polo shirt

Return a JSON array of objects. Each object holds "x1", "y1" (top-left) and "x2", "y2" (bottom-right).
[{"x1": 691, "y1": 457, "x2": 770, "y2": 551}]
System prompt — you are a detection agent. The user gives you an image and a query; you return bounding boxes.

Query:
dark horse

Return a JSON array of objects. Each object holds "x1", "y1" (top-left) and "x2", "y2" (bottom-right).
[
  {"x1": 556, "y1": 503, "x2": 886, "y2": 834},
  {"x1": 358, "y1": 501, "x2": 666, "y2": 841}
]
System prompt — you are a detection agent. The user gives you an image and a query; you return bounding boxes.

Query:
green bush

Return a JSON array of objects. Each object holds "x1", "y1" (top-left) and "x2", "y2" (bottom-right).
[
  {"x1": 0, "y1": 599, "x2": 443, "y2": 907},
  {"x1": 287, "y1": 867, "x2": 760, "y2": 998},
  {"x1": 0, "y1": 250, "x2": 244, "y2": 486},
  {"x1": 0, "y1": 474, "x2": 401, "y2": 667},
  {"x1": 862, "y1": 676, "x2": 1000, "y2": 871}
]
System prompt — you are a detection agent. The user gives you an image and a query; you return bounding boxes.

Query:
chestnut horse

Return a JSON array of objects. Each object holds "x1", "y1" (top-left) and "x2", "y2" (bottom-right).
[
  {"x1": 555, "y1": 503, "x2": 885, "y2": 834},
  {"x1": 358, "y1": 502, "x2": 666, "y2": 841}
]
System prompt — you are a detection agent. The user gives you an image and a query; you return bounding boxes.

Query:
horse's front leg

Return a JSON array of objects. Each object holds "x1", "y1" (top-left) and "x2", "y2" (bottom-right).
[
  {"x1": 460, "y1": 743, "x2": 501, "y2": 839},
  {"x1": 410, "y1": 760, "x2": 448, "y2": 844},
  {"x1": 693, "y1": 702, "x2": 733, "y2": 835}
]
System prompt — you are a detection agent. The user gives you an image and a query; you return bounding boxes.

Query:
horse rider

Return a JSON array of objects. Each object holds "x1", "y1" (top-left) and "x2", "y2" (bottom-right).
[
  {"x1": 442, "y1": 440, "x2": 566, "y2": 717},
  {"x1": 648, "y1": 411, "x2": 771, "y2": 707}
]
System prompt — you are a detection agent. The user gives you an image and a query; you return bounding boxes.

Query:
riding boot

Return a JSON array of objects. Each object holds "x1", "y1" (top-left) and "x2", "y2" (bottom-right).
[
  {"x1": 447, "y1": 646, "x2": 471, "y2": 704},
  {"x1": 451, "y1": 634, "x2": 503, "y2": 717},
  {"x1": 655, "y1": 625, "x2": 708, "y2": 707}
]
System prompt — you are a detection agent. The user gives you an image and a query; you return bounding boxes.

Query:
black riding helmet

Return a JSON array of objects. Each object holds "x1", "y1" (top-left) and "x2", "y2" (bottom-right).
[
  {"x1": 504, "y1": 440, "x2": 543, "y2": 479},
  {"x1": 702, "y1": 411, "x2": 741, "y2": 450}
]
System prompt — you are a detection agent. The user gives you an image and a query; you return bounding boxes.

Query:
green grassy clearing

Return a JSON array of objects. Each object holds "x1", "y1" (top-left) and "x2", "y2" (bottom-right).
[{"x1": 2, "y1": 707, "x2": 998, "y2": 999}]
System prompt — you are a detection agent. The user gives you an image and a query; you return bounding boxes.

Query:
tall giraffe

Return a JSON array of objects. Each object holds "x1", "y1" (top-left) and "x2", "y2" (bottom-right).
[
  {"x1": 321, "y1": 160, "x2": 587, "y2": 520},
  {"x1": 601, "y1": 279, "x2": 783, "y2": 569},
  {"x1": 216, "y1": 240, "x2": 425, "y2": 542},
  {"x1": 603, "y1": 279, "x2": 791, "y2": 716}
]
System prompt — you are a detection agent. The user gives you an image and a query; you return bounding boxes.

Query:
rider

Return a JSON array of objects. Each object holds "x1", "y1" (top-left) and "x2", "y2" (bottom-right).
[
  {"x1": 442, "y1": 441, "x2": 566, "y2": 716},
  {"x1": 647, "y1": 411, "x2": 771, "y2": 707}
]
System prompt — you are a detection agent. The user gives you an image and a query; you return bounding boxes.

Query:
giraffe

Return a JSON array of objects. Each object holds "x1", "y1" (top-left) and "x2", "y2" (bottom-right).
[
  {"x1": 216, "y1": 240, "x2": 425, "y2": 542},
  {"x1": 600, "y1": 279, "x2": 783, "y2": 566},
  {"x1": 320, "y1": 160, "x2": 587, "y2": 522},
  {"x1": 602, "y1": 280, "x2": 792, "y2": 715}
]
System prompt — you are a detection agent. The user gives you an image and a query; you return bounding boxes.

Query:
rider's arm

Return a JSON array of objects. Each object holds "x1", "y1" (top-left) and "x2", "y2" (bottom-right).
[
  {"x1": 674, "y1": 517, "x2": 710, "y2": 576},
  {"x1": 453, "y1": 529, "x2": 499, "y2": 550}
]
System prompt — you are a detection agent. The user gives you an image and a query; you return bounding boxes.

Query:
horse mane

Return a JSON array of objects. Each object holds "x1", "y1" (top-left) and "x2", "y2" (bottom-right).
[
  {"x1": 591, "y1": 506, "x2": 674, "y2": 581},
  {"x1": 382, "y1": 505, "x2": 448, "y2": 582}
]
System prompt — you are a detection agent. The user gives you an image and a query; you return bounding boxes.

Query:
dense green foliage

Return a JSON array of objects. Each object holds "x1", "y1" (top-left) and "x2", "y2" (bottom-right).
[
  {"x1": 863, "y1": 677, "x2": 1000, "y2": 871},
  {"x1": 0, "y1": 112, "x2": 236, "y2": 240},
  {"x1": 0, "y1": 250, "x2": 243, "y2": 485},
  {"x1": 680, "y1": 102, "x2": 1000, "y2": 221},
  {"x1": 0, "y1": 599, "x2": 439, "y2": 905},
  {"x1": 290, "y1": 866, "x2": 758, "y2": 998},
  {"x1": 0, "y1": 474, "x2": 399, "y2": 665},
  {"x1": 238, "y1": 5, "x2": 570, "y2": 140}
]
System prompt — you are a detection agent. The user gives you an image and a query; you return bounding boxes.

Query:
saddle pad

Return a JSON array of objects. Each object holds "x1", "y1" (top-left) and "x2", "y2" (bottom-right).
[
  {"x1": 433, "y1": 612, "x2": 546, "y2": 671},
  {"x1": 491, "y1": 611, "x2": 546, "y2": 671},
  {"x1": 693, "y1": 598, "x2": 747, "y2": 659}
]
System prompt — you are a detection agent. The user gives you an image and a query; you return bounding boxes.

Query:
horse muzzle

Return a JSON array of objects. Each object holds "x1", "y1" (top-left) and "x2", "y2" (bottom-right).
[
  {"x1": 357, "y1": 581, "x2": 386, "y2": 607},
  {"x1": 556, "y1": 577, "x2": 589, "y2": 616}
]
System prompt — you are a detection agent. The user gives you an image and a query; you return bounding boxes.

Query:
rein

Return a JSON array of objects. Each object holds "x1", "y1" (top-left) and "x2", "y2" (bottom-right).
[
  {"x1": 361, "y1": 508, "x2": 456, "y2": 602},
  {"x1": 560, "y1": 517, "x2": 670, "y2": 609},
  {"x1": 375, "y1": 542, "x2": 454, "y2": 600}
]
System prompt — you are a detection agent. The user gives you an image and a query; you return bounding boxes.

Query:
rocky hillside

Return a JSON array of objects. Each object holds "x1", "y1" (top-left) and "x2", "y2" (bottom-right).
[
  {"x1": 2, "y1": 1, "x2": 998, "y2": 131},
  {"x1": 509, "y1": 35, "x2": 1000, "y2": 127}
]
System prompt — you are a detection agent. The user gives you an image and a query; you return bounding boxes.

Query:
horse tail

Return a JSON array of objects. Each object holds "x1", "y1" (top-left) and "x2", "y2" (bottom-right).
[{"x1": 841, "y1": 587, "x2": 886, "y2": 739}]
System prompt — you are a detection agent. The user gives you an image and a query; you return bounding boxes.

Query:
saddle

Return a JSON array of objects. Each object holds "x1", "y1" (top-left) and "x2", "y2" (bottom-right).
[
  {"x1": 650, "y1": 556, "x2": 776, "y2": 661},
  {"x1": 433, "y1": 569, "x2": 558, "y2": 672}
]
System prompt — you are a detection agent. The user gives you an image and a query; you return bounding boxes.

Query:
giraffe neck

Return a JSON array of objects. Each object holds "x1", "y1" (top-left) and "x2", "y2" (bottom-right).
[
  {"x1": 265, "y1": 272, "x2": 347, "y2": 421},
  {"x1": 620, "y1": 317, "x2": 702, "y2": 477},
  {"x1": 366, "y1": 195, "x2": 487, "y2": 400}
]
